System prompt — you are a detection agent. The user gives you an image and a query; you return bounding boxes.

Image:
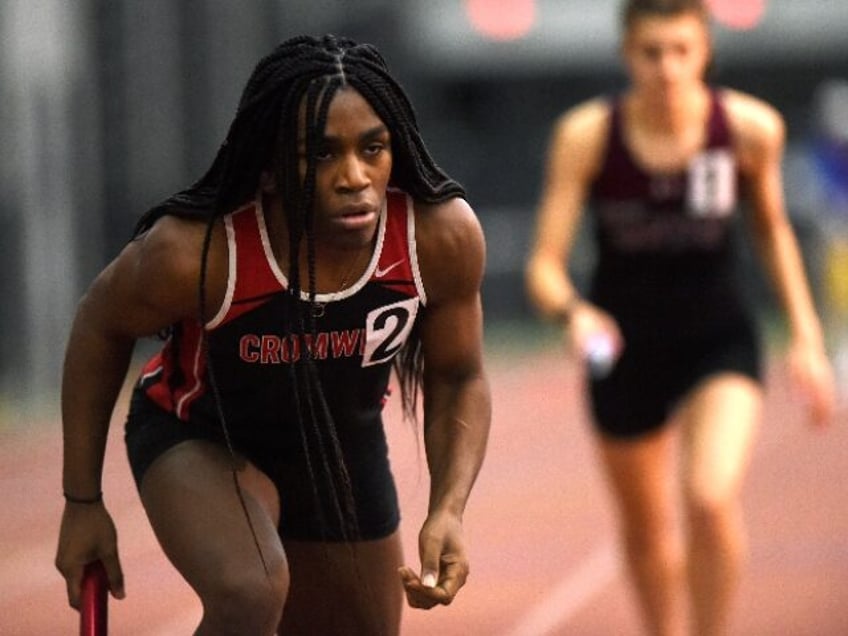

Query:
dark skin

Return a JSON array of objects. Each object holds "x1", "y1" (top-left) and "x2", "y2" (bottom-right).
[{"x1": 56, "y1": 87, "x2": 490, "y2": 633}]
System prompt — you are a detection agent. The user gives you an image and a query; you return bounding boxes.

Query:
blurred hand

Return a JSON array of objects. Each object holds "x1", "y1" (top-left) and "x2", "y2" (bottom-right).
[
  {"x1": 566, "y1": 301, "x2": 624, "y2": 366},
  {"x1": 787, "y1": 339, "x2": 836, "y2": 428}
]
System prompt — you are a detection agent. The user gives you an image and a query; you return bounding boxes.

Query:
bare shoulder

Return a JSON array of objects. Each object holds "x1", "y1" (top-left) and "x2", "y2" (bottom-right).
[
  {"x1": 721, "y1": 88, "x2": 786, "y2": 169},
  {"x1": 552, "y1": 98, "x2": 609, "y2": 147},
  {"x1": 549, "y1": 97, "x2": 611, "y2": 177},
  {"x1": 132, "y1": 214, "x2": 217, "y2": 290},
  {"x1": 555, "y1": 97, "x2": 610, "y2": 137},
  {"x1": 722, "y1": 88, "x2": 784, "y2": 135},
  {"x1": 413, "y1": 197, "x2": 485, "y2": 304},
  {"x1": 96, "y1": 213, "x2": 227, "y2": 332}
]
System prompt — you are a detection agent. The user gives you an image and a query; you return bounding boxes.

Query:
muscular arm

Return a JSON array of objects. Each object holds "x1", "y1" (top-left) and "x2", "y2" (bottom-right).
[
  {"x1": 419, "y1": 198, "x2": 490, "y2": 521},
  {"x1": 728, "y1": 90, "x2": 835, "y2": 425},
  {"x1": 398, "y1": 197, "x2": 491, "y2": 609},
  {"x1": 57, "y1": 215, "x2": 222, "y2": 606},
  {"x1": 62, "y1": 217, "x2": 212, "y2": 498}
]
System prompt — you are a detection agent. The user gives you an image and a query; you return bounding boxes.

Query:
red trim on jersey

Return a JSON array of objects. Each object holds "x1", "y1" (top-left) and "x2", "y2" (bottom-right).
[
  {"x1": 372, "y1": 190, "x2": 418, "y2": 296},
  {"x1": 143, "y1": 321, "x2": 207, "y2": 419},
  {"x1": 222, "y1": 204, "x2": 284, "y2": 324}
]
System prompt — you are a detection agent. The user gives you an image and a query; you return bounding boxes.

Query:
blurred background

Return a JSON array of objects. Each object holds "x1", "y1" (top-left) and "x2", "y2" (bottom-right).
[{"x1": 1, "y1": 0, "x2": 847, "y2": 417}]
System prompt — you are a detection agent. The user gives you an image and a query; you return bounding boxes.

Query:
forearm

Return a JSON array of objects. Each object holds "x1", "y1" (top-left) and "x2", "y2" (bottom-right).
[
  {"x1": 757, "y1": 221, "x2": 825, "y2": 346},
  {"x1": 525, "y1": 254, "x2": 580, "y2": 321},
  {"x1": 61, "y1": 305, "x2": 136, "y2": 498},
  {"x1": 422, "y1": 372, "x2": 491, "y2": 517}
]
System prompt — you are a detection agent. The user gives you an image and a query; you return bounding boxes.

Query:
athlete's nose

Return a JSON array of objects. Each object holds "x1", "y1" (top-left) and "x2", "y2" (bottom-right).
[
  {"x1": 657, "y1": 51, "x2": 682, "y2": 83},
  {"x1": 337, "y1": 153, "x2": 369, "y2": 192}
]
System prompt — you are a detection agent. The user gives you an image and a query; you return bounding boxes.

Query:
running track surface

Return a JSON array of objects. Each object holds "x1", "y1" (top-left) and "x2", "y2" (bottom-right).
[{"x1": 2, "y1": 327, "x2": 847, "y2": 635}]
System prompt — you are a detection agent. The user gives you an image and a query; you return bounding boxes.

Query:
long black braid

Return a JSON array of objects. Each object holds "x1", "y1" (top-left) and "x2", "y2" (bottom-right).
[{"x1": 131, "y1": 34, "x2": 464, "y2": 562}]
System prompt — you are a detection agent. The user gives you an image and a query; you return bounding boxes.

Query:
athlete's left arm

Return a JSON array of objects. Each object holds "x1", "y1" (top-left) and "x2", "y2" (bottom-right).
[
  {"x1": 729, "y1": 90, "x2": 835, "y2": 426},
  {"x1": 398, "y1": 196, "x2": 492, "y2": 609}
]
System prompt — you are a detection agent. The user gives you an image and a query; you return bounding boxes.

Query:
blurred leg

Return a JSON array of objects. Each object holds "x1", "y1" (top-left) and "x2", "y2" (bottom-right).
[
  {"x1": 679, "y1": 373, "x2": 761, "y2": 636},
  {"x1": 279, "y1": 530, "x2": 404, "y2": 635},
  {"x1": 140, "y1": 440, "x2": 288, "y2": 636},
  {"x1": 597, "y1": 427, "x2": 687, "y2": 636}
]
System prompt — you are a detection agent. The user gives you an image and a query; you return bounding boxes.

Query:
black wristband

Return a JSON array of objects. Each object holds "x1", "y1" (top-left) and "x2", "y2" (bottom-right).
[{"x1": 63, "y1": 491, "x2": 103, "y2": 504}]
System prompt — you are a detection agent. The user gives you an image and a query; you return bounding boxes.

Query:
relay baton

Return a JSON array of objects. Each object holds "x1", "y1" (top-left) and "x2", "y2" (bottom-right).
[{"x1": 80, "y1": 560, "x2": 108, "y2": 636}]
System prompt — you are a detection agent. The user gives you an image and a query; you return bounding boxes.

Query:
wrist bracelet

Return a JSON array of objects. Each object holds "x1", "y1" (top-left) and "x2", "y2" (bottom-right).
[{"x1": 64, "y1": 491, "x2": 103, "y2": 504}]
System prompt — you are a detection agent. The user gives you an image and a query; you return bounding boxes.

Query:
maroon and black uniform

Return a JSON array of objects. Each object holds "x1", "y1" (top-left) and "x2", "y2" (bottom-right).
[
  {"x1": 126, "y1": 188, "x2": 425, "y2": 539},
  {"x1": 586, "y1": 91, "x2": 762, "y2": 437}
]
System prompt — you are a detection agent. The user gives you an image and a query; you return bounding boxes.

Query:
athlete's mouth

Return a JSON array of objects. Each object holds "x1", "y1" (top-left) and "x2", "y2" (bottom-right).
[
  {"x1": 334, "y1": 203, "x2": 378, "y2": 229},
  {"x1": 338, "y1": 203, "x2": 377, "y2": 218}
]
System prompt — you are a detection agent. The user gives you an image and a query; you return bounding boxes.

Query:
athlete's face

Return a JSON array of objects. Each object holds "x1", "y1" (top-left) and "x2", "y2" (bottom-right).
[
  {"x1": 623, "y1": 11, "x2": 711, "y2": 103},
  {"x1": 300, "y1": 86, "x2": 393, "y2": 251}
]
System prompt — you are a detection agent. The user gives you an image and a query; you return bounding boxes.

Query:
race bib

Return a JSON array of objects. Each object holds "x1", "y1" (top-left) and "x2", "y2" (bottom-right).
[
  {"x1": 362, "y1": 297, "x2": 420, "y2": 367},
  {"x1": 687, "y1": 149, "x2": 736, "y2": 217}
]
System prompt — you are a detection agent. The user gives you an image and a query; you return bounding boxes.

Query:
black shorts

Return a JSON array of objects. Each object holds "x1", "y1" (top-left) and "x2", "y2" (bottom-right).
[
  {"x1": 125, "y1": 389, "x2": 400, "y2": 541},
  {"x1": 588, "y1": 317, "x2": 762, "y2": 439}
]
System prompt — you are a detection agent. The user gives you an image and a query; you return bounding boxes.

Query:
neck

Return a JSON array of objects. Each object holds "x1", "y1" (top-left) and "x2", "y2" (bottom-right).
[
  {"x1": 630, "y1": 83, "x2": 709, "y2": 134},
  {"x1": 261, "y1": 193, "x2": 373, "y2": 292}
]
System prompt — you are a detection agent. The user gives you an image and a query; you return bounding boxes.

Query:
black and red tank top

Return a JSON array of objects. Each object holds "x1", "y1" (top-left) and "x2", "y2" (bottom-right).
[
  {"x1": 588, "y1": 90, "x2": 748, "y2": 332},
  {"x1": 137, "y1": 188, "x2": 425, "y2": 431}
]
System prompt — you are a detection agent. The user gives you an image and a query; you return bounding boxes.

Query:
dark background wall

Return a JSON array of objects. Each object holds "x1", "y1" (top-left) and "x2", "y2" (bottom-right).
[{"x1": 1, "y1": 0, "x2": 846, "y2": 406}]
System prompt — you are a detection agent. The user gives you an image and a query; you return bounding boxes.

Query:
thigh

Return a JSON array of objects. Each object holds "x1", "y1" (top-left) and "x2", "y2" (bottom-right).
[
  {"x1": 279, "y1": 531, "x2": 405, "y2": 636},
  {"x1": 678, "y1": 373, "x2": 762, "y2": 505},
  {"x1": 597, "y1": 426, "x2": 680, "y2": 537},
  {"x1": 139, "y1": 439, "x2": 287, "y2": 598}
]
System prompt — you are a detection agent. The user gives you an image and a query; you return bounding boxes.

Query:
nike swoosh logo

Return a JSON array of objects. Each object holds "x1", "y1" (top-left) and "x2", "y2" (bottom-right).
[{"x1": 375, "y1": 258, "x2": 405, "y2": 278}]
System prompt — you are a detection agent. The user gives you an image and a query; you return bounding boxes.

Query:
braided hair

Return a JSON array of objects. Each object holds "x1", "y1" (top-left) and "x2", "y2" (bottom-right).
[
  {"x1": 135, "y1": 34, "x2": 462, "y2": 417},
  {"x1": 132, "y1": 35, "x2": 464, "y2": 543}
]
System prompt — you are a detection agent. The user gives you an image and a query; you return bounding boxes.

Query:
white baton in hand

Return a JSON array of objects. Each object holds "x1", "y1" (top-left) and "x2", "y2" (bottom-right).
[{"x1": 584, "y1": 333, "x2": 617, "y2": 379}]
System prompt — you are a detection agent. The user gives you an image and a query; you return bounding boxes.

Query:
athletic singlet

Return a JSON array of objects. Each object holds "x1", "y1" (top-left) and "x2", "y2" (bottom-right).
[
  {"x1": 588, "y1": 90, "x2": 749, "y2": 336},
  {"x1": 137, "y1": 188, "x2": 425, "y2": 434}
]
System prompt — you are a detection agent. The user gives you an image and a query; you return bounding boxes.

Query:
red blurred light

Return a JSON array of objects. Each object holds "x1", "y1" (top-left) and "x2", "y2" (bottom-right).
[
  {"x1": 706, "y1": 0, "x2": 767, "y2": 31},
  {"x1": 465, "y1": 0, "x2": 537, "y2": 42}
]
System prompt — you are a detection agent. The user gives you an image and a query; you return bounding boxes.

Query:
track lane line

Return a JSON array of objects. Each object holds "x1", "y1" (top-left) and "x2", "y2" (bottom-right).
[{"x1": 504, "y1": 542, "x2": 619, "y2": 636}]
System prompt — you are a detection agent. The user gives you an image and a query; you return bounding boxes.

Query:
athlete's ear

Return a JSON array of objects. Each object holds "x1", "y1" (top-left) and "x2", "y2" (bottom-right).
[{"x1": 260, "y1": 169, "x2": 278, "y2": 194}]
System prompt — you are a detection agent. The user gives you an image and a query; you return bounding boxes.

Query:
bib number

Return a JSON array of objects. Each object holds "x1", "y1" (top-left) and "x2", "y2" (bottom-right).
[
  {"x1": 362, "y1": 298, "x2": 420, "y2": 367},
  {"x1": 687, "y1": 149, "x2": 736, "y2": 217}
]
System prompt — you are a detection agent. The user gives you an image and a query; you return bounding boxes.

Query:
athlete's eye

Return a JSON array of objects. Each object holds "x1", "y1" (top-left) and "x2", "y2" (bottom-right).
[
  {"x1": 641, "y1": 45, "x2": 661, "y2": 62},
  {"x1": 364, "y1": 142, "x2": 386, "y2": 157},
  {"x1": 313, "y1": 144, "x2": 334, "y2": 161}
]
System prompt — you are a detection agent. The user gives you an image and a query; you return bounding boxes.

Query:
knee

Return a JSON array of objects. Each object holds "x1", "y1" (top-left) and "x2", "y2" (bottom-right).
[
  {"x1": 200, "y1": 560, "x2": 289, "y2": 635},
  {"x1": 685, "y1": 492, "x2": 744, "y2": 545}
]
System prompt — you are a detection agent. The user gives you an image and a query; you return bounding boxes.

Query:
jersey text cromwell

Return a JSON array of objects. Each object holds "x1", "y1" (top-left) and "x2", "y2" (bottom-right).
[{"x1": 240, "y1": 329, "x2": 366, "y2": 364}]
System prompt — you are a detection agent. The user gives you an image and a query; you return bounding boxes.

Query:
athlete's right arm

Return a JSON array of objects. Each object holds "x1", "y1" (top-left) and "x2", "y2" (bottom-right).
[
  {"x1": 525, "y1": 99, "x2": 606, "y2": 321},
  {"x1": 525, "y1": 100, "x2": 621, "y2": 352},
  {"x1": 56, "y1": 215, "x2": 223, "y2": 609}
]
